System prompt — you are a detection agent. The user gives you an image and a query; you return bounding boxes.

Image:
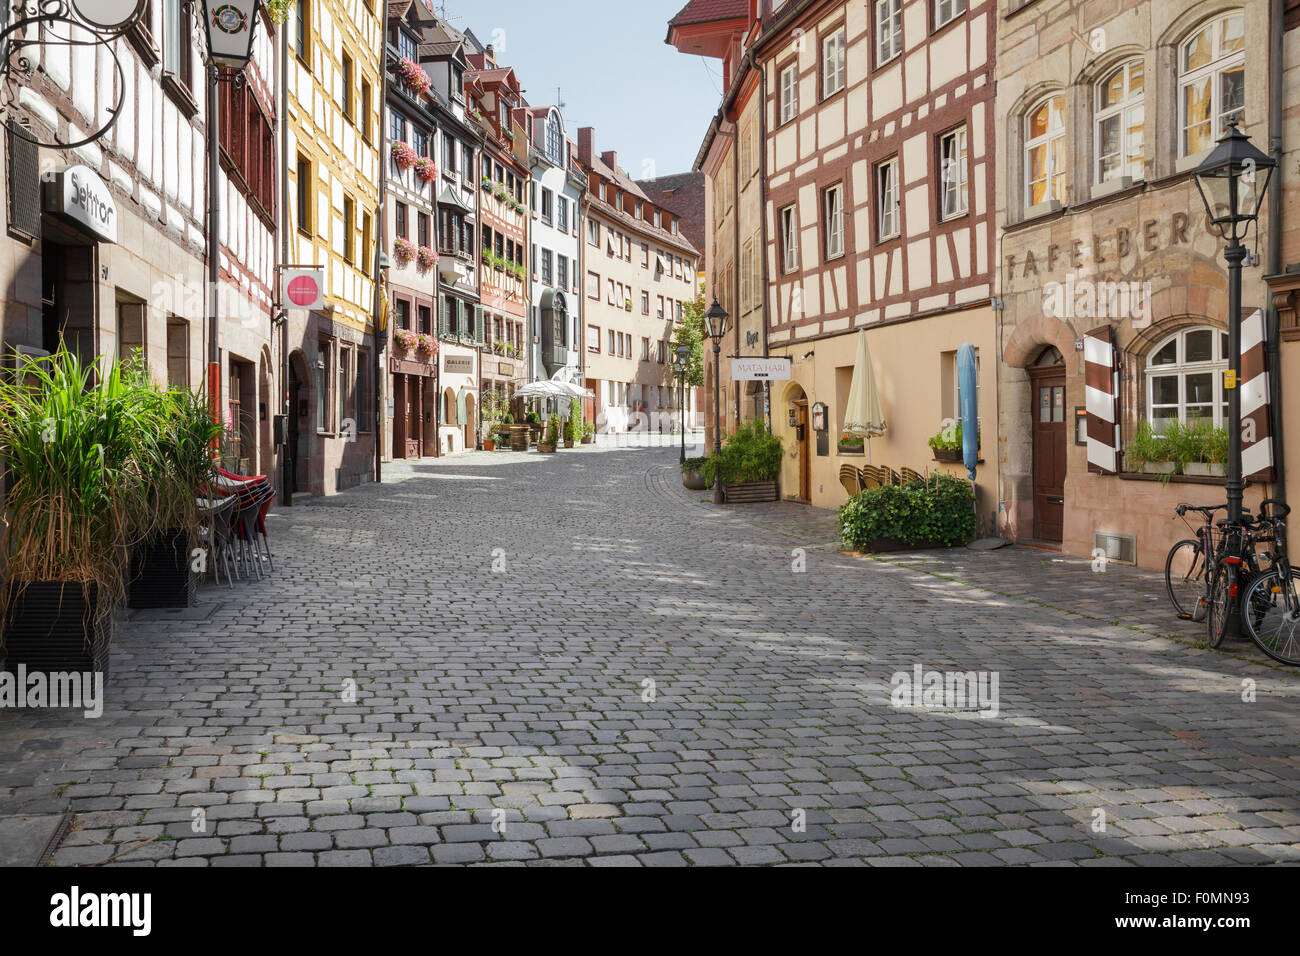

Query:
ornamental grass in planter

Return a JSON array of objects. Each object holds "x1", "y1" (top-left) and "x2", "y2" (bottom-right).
[
  {"x1": 0, "y1": 348, "x2": 159, "y2": 678},
  {"x1": 836, "y1": 472, "x2": 975, "y2": 552}
]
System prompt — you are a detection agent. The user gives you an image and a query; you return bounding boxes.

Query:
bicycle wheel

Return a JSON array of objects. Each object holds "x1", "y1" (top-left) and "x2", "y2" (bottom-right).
[
  {"x1": 1243, "y1": 569, "x2": 1300, "y2": 666},
  {"x1": 1165, "y1": 539, "x2": 1206, "y2": 619},
  {"x1": 1206, "y1": 564, "x2": 1234, "y2": 649}
]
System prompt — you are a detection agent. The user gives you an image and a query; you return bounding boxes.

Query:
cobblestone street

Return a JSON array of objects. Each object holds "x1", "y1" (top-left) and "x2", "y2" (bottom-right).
[{"x1": 3, "y1": 441, "x2": 1299, "y2": 867}]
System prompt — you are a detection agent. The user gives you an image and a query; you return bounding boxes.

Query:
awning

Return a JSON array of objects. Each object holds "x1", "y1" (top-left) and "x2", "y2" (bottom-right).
[
  {"x1": 439, "y1": 185, "x2": 473, "y2": 213},
  {"x1": 655, "y1": 254, "x2": 669, "y2": 274},
  {"x1": 606, "y1": 231, "x2": 618, "y2": 254},
  {"x1": 842, "y1": 329, "x2": 887, "y2": 440}
]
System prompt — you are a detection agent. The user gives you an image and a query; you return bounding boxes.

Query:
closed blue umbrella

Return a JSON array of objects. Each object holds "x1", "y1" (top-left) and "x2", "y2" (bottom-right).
[{"x1": 958, "y1": 343, "x2": 978, "y2": 481}]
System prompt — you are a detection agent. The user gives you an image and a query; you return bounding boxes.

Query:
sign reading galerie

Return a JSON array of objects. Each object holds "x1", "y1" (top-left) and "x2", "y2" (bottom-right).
[
  {"x1": 443, "y1": 355, "x2": 474, "y2": 375},
  {"x1": 731, "y1": 357, "x2": 791, "y2": 381},
  {"x1": 43, "y1": 165, "x2": 118, "y2": 243}
]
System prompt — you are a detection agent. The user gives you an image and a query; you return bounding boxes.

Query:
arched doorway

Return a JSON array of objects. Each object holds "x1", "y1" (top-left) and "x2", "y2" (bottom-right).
[
  {"x1": 463, "y1": 392, "x2": 477, "y2": 450},
  {"x1": 1028, "y1": 345, "x2": 1066, "y2": 542},
  {"x1": 780, "y1": 381, "x2": 809, "y2": 502}
]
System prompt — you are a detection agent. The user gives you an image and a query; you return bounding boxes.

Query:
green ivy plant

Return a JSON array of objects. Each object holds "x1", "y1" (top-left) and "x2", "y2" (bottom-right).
[{"x1": 836, "y1": 472, "x2": 975, "y2": 550}]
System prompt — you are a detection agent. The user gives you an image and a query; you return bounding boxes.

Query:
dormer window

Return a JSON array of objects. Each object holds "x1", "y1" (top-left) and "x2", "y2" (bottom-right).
[
  {"x1": 452, "y1": 65, "x2": 464, "y2": 100},
  {"x1": 545, "y1": 112, "x2": 562, "y2": 164},
  {"x1": 397, "y1": 28, "x2": 416, "y2": 61},
  {"x1": 499, "y1": 99, "x2": 509, "y2": 128}
]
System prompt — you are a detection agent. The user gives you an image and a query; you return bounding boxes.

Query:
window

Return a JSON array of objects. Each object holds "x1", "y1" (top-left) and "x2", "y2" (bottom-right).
[
  {"x1": 608, "y1": 329, "x2": 616, "y2": 354},
  {"x1": 557, "y1": 255, "x2": 568, "y2": 290},
  {"x1": 541, "y1": 187, "x2": 553, "y2": 222},
  {"x1": 316, "y1": 340, "x2": 331, "y2": 431},
  {"x1": 780, "y1": 63, "x2": 798, "y2": 124},
  {"x1": 163, "y1": 0, "x2": 193, "y2": 93},
  {"x1": 343, "y1": 196, "x2": 355, "y2": 263},
  {"x1": 587, "y1": 271, "x2": 599, "y2": 299},
  {"x1": 390, "y1": 112, "x2": 405, "y2": 146},
  {"x1": 541, "y1": 248, "x2": 553, "y2": 285},
  {"x1": 338, "y1": 347, "x2": 351, "y2": 429},
  {"x1": 586, "y1": 220, "x2": 599, "y2": 246},
  {"x1": 394, "y1": 299, "x2": 410, "y2": 330},
  {"x1": 641, "y1": 243, "x2": 649, "y2": 268},
  {"x1": 607, "y1": 278, "x2": 615, "y2": 304},
  {"x1": 822, "y1": 184, "x2": 844, "y2": 258},
  {"x1": 464, "y1": 144, "x2": 474, "y2": 179},
  {"x1": 356, "y1": 349, "x2": 371, "y2": 431},
  {"x1": 556, "y1": 196, "x2": 568, "y2": 231},
  {"x1": 295, "y1": 0, "x2": 310, "y2": 63},
  {"x1": 360, "y1": 79, "x2": 372, "y2": 142},
  {"x1": 1147, "y1": 328, "x2": 1231, "y2": 431},
  {"x1": 657, "y1": 296, "x2": 665, "y2": 319},
  {"x1": 393, "y1": 201, "x2": 407, "y2": 240},
  {"x1": 822, "y1": 28, "x2": 846, "y2": 98},
  {"x1": 1025, "y1": 94, "x2": 1066, "y2": 207},
  {"x1": 1180, "y1": 14, "x2": 1244, "y2": 157},
  {"x1": 166, "y1": 318, "x2": 188, "y2": 389},
  {"x1": 780, "y1": 205, "x2": 798, "y2": 273},
  {"x1": 876, "y1": 0, "x2": 901, "y2": 65},
  {"x1": 417, "y1": 212, "x2": 429, "y2": 247},
  {"x1": 443, "y1": 133, "x2": 456, "y2": 173},
  {"x1": 641, "y1": 337, "x2": 650, "y2": 361},
  {"x1": 396, "y1": 27, "x2": 416, "y2": 61},
  {"x1": 1096, "y1": 59, "x2": 1145, "y2": 183},
  {"x1": 935, "y1": 0, "x2": 965, "y2": 30},
  {"x1": 117, "y1": 300, "x2": 144, "y2": 362},
  {"x1": 939, "y1": 126, "x2": 968, "y2": 218},
  {"x1": 546, "y1": 111, "x2": 563, "y2": 162},
  {"x1": 341, "y1": 54, "x2": 353, "y2": 121},
  {"x1": 361, "y1": 211, "x2": 373, "y2": 274},
  {"x1": 658, "y1": 341, "x2": 666, "y2": 364},
  {"x1": 412, "y1": 127, "x2": 428, "y2": 158},
  {"x1": 641, "y1": 291, "x2": 649, "y2": 314},
  {"x1": 296, "y1": 155, "x2": 312, "y2": 234},
  {"x1": 588, "y1": 325, "x2": 600, "y2": 352},
  {"x1": 876, "y1": 159, "x2": 899, "y2": 240}
]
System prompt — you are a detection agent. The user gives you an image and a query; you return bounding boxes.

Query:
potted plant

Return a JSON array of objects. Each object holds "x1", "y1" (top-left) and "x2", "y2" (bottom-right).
[
  {"x1": 681, "y1": 456, "x2": 708, "y2": 490},
  {"x1": 0, "y1": 348, "x2": 156, "y2": 679},
  {"x1": 393, "y1": 237, "x2": 416, "y2": 264},
  {"x1": 416, "y1": 246, "x2": 438, "y2": 270},
  {"x1": 928, "y1": 422, "x2": 962, "y2": 462},
  {"x1": 836, "y1": 472, "x2": 976, "y2": 553},
  {"x1": 564, "y1": 399, "x2": 581, "y2": 448},
  {"x1": 128, "y1": 386, "x2": 223, "y2": 609},
  {"x1": 539, "y1": 413, "x2": 560, "y2": 453},
  {"x1": 581, "y1": 421, "x2": 596, "y2": 444},
  {"x1": 837, "y1": 433, "x2": 865, "y2": 456},
  {"x1": 701, "y1": 420, "x2": 783, "y2": 502},
  {"x1": 1127, "y1": 420, "x2": 1175, "y2": 475}
]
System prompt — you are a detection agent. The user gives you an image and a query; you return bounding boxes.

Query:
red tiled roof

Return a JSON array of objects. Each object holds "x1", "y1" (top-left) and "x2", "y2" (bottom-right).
[
  {"x1": 637, "y1": 172, "x2": 706, "y2": 254},
  {"x1": 668, "y1": 0, "x2": 748, "y2": 28}
]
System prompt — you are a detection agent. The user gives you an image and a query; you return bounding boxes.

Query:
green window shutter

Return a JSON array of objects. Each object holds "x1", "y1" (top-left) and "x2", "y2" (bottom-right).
[
  {"x1": 474, "y1": 304, "x2": 485, "y2": 345},
  {"x1": 438, "y1": 293, "x2": 447, "y2": 336}
]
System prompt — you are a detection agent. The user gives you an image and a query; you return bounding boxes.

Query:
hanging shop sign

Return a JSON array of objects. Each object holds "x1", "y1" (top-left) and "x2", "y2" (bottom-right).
[
  {"x1": 282, "y1": 268, "x2": 325, "y2": 311},
  {"x1": 443, "y1": 354, "x2": 474, "y2": 375},
  {"x1": 70, "y1": 0, "x2": 144, "y2": 30},
  {"x1": 43, "y1": 166, "x2": 117, "y2": 243},
  {"x1": 732, "y1": 356, "x2": 791, "y2": 381}
]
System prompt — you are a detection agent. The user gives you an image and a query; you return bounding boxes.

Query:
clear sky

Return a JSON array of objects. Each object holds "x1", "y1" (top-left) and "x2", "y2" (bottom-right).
[{"x1": 442, "y1": 0, "x2": 724, "y2": 178}]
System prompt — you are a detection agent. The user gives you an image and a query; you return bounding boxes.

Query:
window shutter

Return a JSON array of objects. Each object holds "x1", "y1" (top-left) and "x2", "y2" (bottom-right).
[
  {"x1": 473, "y1": 304, "x2": 485, "y2": 346},
  {"x1": 438, "y1": 293, "x2": 447, "y2": 336},
  {"x1": 1241, "y1": 308, "x2": 1275, "y2": 482},
  {"x1": 1084, "y1": 324, "x2": 1119, "y2": 474}
]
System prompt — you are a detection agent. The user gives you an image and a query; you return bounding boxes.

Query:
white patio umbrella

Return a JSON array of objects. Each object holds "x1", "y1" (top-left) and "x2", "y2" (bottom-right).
[
  {"x1": 514, "y1": 380, "x2": 568, "y2": 400},
  {"x1": 842, "y1": 330, "x2": 887, "y2": 457}
]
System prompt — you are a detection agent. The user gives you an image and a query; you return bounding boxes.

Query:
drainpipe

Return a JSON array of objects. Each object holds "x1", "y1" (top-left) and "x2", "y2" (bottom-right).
[
  {"x1": 1267, "y1": 0, "x2": 1286, "y2": 509},
  {"x1": 373, "y1": 39, "x2": 388, "y2": 484},
  {"x1": 732, "y1": 107, "x2": 741, "y2": 431},
  {"x1": 755, "y1": 46, "x2": 771, "y2": 432},
  {"x1": 278, "y1": 16, "x2": 292, "y2": 507}
]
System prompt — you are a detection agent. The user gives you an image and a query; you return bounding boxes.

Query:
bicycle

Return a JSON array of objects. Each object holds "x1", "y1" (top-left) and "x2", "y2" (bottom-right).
[
  {"x1": 1205, "y1": 504, "x2": 1275, "y2": 650},
  {"x1": 1165, "y1": 503, "x2": 1228, "y2": 621},
  {"x1": 1240, "y1": 499, "x2": 1300, "y2": 665}
]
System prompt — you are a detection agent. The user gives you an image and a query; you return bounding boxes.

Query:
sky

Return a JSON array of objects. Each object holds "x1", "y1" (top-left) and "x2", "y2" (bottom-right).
[{"x1": 442, "y1": 0, "x2": 724, "y2": 178}]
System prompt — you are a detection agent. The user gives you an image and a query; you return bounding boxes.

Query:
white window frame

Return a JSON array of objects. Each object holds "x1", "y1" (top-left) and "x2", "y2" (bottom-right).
[
  {"x1": 935, "y1": 0, "x2": 966, "y2": 31},
  {"x1": 876, "y1": 0, "x2": 902, "y2": 66},
  {"x1": 822, "y1": 29, "x2": 846, "y2": 99},
  {"x1": 823, "y1": 183, "x2": 844, "y2": 259},
  {"x1": 1146, "y1": 327, "x2": 1231, "y2": 431},
  {"x1": 876, "y1": 158, "x2": 899, "y2": 241},
  {"x1": 939, "y1": 126, "x2": 968, "y2": 219},
  {"x1": 1024, "y1": 94, "x2": 1066, "y2": 208},
  {"x1": 780, "y1": 204, "x2": 798, "y2": 274},
  {"x1": 780, "y1": 63, "x2": 798, "y2": 124},
  {"x1": 1095, "y1": 58, "x2": 1145, "y2": 184},
  {"x1": 1178, "y1": 14, "x2": 1245, "y2": 158}
]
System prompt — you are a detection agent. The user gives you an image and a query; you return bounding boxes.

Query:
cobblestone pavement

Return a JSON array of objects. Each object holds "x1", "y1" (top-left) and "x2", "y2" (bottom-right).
[{"x1": 4, "y1": 442, "x2": 1300, "y2": 867}]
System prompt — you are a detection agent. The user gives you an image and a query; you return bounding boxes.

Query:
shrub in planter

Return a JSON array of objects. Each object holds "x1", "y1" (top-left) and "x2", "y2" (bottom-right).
[
  {"x1": 564, "y1": 398, "x2": 582, "y2": 448},
  {"x1": 836, "y1": 472, "x2": 976, "y2": 552},
  {"x1": 0, "y1": 348, "x2": 158, "y2": 676},
  {"x1": 681, "y1": 456, "x2": 709, "y2": 490},
  {"x1": 581, "y1": 421, "x2": 596, "y2": 444},
  {"x1": 700, "y1": 420, "x2": 782, "y2": 487}
]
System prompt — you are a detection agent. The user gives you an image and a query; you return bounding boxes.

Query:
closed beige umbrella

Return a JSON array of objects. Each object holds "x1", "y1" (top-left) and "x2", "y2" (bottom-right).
[{"x1": 842, "y1": 329, "x2": 887, "y2": 451}]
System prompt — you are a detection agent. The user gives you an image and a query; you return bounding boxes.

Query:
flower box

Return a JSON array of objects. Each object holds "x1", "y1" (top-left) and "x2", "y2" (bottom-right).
[
  {"x1": 414, "y1": 157, "x2": 438, "y2": 182},
  {"x1": 391, "y1": 141, "x2": 417, "y2": 170},
  {"x1": 933, "y1": 448, "x2": 961, "y2": 462},
  {"x1": 395, "y1": 57, "x2": 430, "y2": 97},
  {"x1": 416, "y1": 246, "x2": 438, "y2": 270},
  {"x1": 1183, "y1": 462, "x2": 1227, "y2": 477},
  {"x1": 393, "y1": 329, "x2": 420, "y2": 352},
  {"x1": 393, "y1": 237, "x2": 416, "y2": 263},
  {"x1": 1141, "y1": 461, "x2": 1177, "y2": 475}
]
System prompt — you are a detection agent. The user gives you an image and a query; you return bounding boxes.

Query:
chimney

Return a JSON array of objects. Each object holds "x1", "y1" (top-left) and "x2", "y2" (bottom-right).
[
  {"x1": 578, "y1": 127, "x2": 594, "y2": 166},
  {"x1": 485, "y1": 44, "x2": 495, "y2": 66},
  {"x1": 601, "y1": 149, "x2": 618, "y2": 172}
]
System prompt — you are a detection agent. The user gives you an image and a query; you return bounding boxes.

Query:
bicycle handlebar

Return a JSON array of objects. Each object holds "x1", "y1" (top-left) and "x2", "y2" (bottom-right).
[
  {"x1": 1259, "y1": 498, "x2": 1292, "y2": 520},
  {"x1": 1176, "y1": 503, "x2": 1229, "y2": 518}
]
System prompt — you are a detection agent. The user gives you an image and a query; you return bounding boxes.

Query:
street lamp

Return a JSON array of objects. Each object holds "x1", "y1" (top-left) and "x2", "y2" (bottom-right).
[
  {"x1": 1193, "y1": 118, "x2": 1275, "y2": 527},
  {"x1": 703, "y1": 299, "x2": 730, "y2": 504},
  {"x1": 198, "y1": 0, "x2": 262, "y2": 428},
  {"x1": 673, "y1": 344, "x2": 690, "y2": 463}
]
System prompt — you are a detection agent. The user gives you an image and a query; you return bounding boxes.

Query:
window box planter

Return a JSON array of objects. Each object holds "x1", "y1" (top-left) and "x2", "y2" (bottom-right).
[
  {"x1": 932, "y1": 448, "x2": 961, "y2": 462},
  {"x1": 723, "y1": 480, "x2": 779, "y2": 503},
  {"x1": 127, "y1": 529, "x2": 195, "y2": 609},
  {"x1": 1141, "y1": 461, "x2": 1177, "y2": 475},
  {"x1": 837, "y1": 441, "x2": 865, "y2": 457},
  {"x1": 1183, "y1": 462, "x2": 1226, "y2": 477},
  {"x1": 2, "y1": 581, "x2": 111, "y2": 680}
]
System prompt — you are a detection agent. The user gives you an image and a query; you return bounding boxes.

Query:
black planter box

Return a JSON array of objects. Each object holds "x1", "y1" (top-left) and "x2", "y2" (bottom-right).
[
  {"x1": 128, "y1": 529, "x2": 195, "y2": 609},
  {"x1": 933, "y1": 448, "x2": 961, "y2": 462},
  {"x1": 2, "y1": 581, "x2": 110, "y2": 679},
  {"x1": 723, "y1": 480, "x2": 779, "y2": 503}
]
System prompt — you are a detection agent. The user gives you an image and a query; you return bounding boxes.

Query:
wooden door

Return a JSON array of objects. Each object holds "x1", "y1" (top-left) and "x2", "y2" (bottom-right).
[
  {"x1": 795, "y1": 402, "x2": 810, "y2": 501},
  {"x1": 392, "y1": 376, "x2": 408, "y2": 459},
  {"x1": 1030, "y1": 367, "x2": 1067, "y2": 542}
]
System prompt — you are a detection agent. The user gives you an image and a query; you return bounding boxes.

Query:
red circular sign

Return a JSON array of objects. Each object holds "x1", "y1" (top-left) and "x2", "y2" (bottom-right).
[{"x1": 287, "y1": 274, "x2": 319, "y2": 306}]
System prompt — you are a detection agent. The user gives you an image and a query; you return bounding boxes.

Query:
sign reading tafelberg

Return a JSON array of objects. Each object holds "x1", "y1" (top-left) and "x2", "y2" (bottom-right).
[
  {"x1": 43, "y1": 166, "x2": 117, "y2": 244},
  {"x1": 442, "y1": 354, "x2": 474, "y2": 375},
  {"x1": 731, "y1": 357, "x2": 791, "y2": 381}
]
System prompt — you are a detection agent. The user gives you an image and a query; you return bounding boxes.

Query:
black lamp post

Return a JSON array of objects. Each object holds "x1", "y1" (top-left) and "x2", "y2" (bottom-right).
[
  {"x1": 704, "y1": 299, "x2": 730, "y2": 504},
  {"x1": 673, "y1": 344, "x2": 690, "y2": 463},
  {"x1": 1193, "y1": 119, "x2": 1275, "y2": 526},
  {"x1": 199, "y1": 0, "x2": 262, "y2": 427}
]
